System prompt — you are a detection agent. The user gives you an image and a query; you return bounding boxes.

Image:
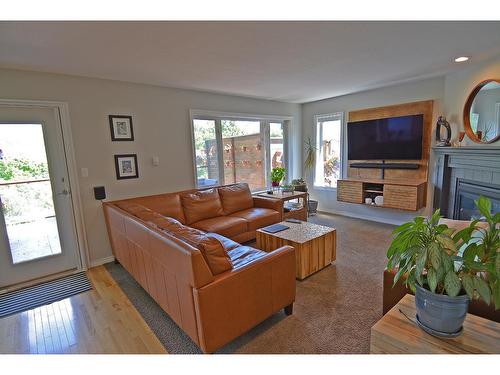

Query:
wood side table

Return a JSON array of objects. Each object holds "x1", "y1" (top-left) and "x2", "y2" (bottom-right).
[
  {"x1": 256, "y1": 191, "x2": 308, "y2": 221},
  {"x1": 256, "y1": 221, "x2": 336, "y2": 280},
  {"x1": 370, "y1": 294, "x2": 500, "y2": 354}
]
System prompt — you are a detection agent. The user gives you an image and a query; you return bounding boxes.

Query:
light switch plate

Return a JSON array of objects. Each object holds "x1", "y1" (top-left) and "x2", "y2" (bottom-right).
[
  {"x1": 152, "y1": 156, "x2": 160, "y2": 166},
  {"x1": 81, "y1": 168, "x2": 89, "y2": 177}
]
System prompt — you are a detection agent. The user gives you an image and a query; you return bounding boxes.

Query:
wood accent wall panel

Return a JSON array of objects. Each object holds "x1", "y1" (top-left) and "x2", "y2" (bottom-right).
[
  {"x1": 347, "y1": 100, "x2": 433, "y2": 182},
  {"x1": 337, "y1": 180, "x2": 363, "y2": 203}
]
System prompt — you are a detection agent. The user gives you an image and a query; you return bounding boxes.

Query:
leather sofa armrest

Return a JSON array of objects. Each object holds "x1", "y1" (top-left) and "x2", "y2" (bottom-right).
[
  {"x1": 193, "y1": 246, "x2": 295, "y2": 353},
  {"x1": 253, "y1": 196, "x2": 283, "y2": 212},
  {"x1": 383, "y1": 268, "x2": 409, "y2": 315}
]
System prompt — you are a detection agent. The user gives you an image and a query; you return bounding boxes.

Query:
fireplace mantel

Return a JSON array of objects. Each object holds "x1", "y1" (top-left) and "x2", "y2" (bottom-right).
[{"x1": 432, "y1": 146, "x2": 500, "y2": 217}]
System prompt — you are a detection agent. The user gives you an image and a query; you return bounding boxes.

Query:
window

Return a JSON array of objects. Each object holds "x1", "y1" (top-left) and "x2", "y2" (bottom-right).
[
  {"x1": 314, "y1": 113, "x2": 343, "y2": 188},
  {"x1": 191, "y1": 113, "x2": 289, "y2": 192}
]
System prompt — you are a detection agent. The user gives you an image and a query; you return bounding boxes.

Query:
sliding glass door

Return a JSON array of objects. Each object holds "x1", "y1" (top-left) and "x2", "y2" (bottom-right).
[{"x1": 192, "y1": 115, "x2": 288, "y2": 191}]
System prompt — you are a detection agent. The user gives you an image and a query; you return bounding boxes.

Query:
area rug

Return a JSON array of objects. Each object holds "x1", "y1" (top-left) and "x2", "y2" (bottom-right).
[
  {"x1": 0, "y1": 271, "x2": 92, "y2": 319},
  {"x1": 105, "y1": 213, "x2": 394, "y2": 353}
]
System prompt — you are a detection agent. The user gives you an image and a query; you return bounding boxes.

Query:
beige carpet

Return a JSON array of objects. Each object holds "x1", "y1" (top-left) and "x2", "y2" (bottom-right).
[{"x1": 107, "y1": 213, "x2": 395, "y2": 353}]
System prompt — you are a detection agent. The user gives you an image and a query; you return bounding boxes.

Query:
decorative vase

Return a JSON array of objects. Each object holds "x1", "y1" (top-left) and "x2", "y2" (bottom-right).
[
  {"x1": 415, "y1": 284, "x2": 469, "y2": 336},
  {"x1": 271, "y1": 181, "x2": 280, "y2": 187}
]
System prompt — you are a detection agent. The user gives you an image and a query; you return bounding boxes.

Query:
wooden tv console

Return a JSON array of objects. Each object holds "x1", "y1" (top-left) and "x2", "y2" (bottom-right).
[
  {"x1": 337, "y1": 178, "x2": 426, "y2": 211},
  {"x1": 337, "y1": 100, "x2": 433, "y2": 211}
]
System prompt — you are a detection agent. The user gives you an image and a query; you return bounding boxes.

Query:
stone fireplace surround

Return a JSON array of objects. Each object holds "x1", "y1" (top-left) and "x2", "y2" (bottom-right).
[{"x1": 433, "y1": 146, "x2": 500, "y2": 218}]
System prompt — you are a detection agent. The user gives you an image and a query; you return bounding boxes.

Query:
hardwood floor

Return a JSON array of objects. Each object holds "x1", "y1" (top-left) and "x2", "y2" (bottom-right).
[{"x1": 0, "y1": 265, "x2": 167, "y2": 354}]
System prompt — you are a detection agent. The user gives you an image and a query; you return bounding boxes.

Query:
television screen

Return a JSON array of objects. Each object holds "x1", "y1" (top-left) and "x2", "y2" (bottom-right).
[{"x1": 347, "y1": 114, "x2": 423, "y2": 160}]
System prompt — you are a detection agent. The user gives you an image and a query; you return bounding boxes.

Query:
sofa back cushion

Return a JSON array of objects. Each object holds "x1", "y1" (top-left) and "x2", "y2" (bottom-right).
[
  {"x1": 217, "y1": 183, "x2": 254, "y2": 215},
  {"x1": 181, "y1": 188, "x2": 224, "y2": 224},
  {"x1": 122, "y1": 193, "x2": 186, "y2": 223},
  {"x1": 149, "y1": 216, "x2": 233, "y2": 275},
  {"x1": 115, "y1": 202, "x2": 161, "y2": 222}
]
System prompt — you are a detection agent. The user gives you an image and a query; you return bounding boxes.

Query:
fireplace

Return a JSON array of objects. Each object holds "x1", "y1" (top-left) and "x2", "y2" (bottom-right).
[{"x1": 453, "y1": 179, "x2": 500, "y2": 220}]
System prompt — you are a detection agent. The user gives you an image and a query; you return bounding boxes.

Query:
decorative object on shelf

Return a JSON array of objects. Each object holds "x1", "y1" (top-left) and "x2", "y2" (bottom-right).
[
  {"x1": 463, "y1": 79, "x2": 500, "y2": 144},
  {"x1": 374, "y1": 195, "x2": 384, "y2": 206},
  {"x1": 255, "y1": 160, "x2": 263, "y2": 167},
  {"x1": 256, "y1": 143, "x2": 262, "y2": 151},
  {"x1": 435, "y1": 116, "x2": 452, "y2": 147},
  {"x1": 280, "y1": 184, "x2": 295, "y2": 193},
  {"x1": 109, "y1": 115, "x2": 134, "y2": 141},
  {"x1": 270, "y1": 167, "x2": 285, "y2": 188},
  {"x1": 386, "y1": 197, "x2": 499, "y2": 337},
  {"x1": 242, "y1": 146, "x2": 248, "y2": 152},
  {"x1": 114, "y1": 154, "x2": 139, "y2": 180},
  {"x1": 458, "y1": 131, "x2": 466, "y2": 147},
  {"x1": 365, "y1": 197, "x2": 373, "y2": 205}
]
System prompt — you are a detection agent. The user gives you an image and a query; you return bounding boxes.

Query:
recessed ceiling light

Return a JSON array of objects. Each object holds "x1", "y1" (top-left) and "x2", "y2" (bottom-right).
[{"x1": 454, "y1": 56, "x2": 469, "y2": 62}]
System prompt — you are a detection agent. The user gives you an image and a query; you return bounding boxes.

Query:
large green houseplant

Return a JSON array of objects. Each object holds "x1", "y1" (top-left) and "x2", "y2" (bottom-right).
[{"x1": 387, "y1": 196, "x2": 499, "y2": 335}]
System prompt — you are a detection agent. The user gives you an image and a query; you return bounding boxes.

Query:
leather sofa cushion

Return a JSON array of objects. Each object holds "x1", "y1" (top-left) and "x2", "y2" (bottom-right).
[
  {"x1": 191, "y1": 216, "x2": 248, "y2": 238},
  {"x1": 230, "y1": 207, "x2": 281, "y2": 231},
  {"x1": 217, "y1": 183, "x2": 254, "y2": 215},
  {"x1": 148, "y1": 216, "x2": 233, "y2": 276},
  {"x1": 181, "y1": 188, "x2": 225, "y2": 224},
  {"x1": 131, "y1": 193, "x2": 186, "y2": 223}
]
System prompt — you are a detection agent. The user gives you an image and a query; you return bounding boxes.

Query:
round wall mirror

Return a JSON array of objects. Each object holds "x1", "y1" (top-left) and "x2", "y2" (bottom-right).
[{"x1": 463, "y1": 79, "x2": 500, "y2": 144}]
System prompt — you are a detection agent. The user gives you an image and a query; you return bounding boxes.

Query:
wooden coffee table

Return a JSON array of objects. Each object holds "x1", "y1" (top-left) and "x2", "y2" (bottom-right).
[
  {"x1": 256, "y1": 221, "x2": 336, "y2": 280},
  {"x1": 370, "y1": 294, "x2": 500, "y2": 354}
]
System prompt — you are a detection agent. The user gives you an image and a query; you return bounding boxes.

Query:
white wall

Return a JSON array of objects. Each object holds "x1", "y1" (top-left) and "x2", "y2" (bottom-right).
[
  {"x1": 0, "y1": 68, "x2": 302, "y2": 265},
  {"x1": 301, "y1": 77, "x2": 445, "y2": 225}
]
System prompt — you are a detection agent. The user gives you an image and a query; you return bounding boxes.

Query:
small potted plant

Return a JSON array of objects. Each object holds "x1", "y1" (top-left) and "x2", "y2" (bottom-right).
[
  {"x1": 292, "y1": 178, "x2": 307, "y2": 193},
  {"x1": 387, "y1": 196, "x2": 499, "y2": 336},
  {"x1": 270, "y1": 167, "x2": 285, "y2": 188}
]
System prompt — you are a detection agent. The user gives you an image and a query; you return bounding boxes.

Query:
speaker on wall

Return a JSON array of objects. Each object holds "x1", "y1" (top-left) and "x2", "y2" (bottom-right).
[{"x1": 94, "y1": 186, "x2": 106, "y2": 200}]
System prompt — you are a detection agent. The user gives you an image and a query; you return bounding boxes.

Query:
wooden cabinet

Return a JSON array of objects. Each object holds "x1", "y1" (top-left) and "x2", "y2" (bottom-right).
[
  {"x1": 337, "y1": 180, "x2": 363, "y2": 203},
  {"x1": 337, "y1": 178, "x2": 426, "y2": 211}
]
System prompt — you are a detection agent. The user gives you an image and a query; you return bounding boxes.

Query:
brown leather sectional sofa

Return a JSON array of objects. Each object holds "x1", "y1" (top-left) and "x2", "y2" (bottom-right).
[{"x1": 103, "y1": 183, "x2": 296, "y2": 353}]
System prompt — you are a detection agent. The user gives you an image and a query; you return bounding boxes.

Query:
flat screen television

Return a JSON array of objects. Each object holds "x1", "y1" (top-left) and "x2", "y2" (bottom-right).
[{"x1": 347, "y1": 114, "x2": 423, "y2": 160}]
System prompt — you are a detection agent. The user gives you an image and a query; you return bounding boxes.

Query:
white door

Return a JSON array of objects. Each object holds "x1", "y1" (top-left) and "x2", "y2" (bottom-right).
[{"x1": 0, "y1": 105, "x2": 81, "y2": 288}]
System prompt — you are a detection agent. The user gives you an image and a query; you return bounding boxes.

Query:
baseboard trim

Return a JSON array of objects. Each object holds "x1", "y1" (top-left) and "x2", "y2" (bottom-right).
[
  {"x1": 316, "y1": 209, "x2": 404, "y2": 226},
  {"x1": 90, "y1": 256, "x2": 115, "y2": 268}
]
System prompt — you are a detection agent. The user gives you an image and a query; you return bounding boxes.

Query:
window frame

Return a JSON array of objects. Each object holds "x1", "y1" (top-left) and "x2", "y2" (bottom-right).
[
  {"x1": 313, "y1": 112, "x2": 345, "y2": 190},
  {"x1": 189, "y1": 110, "x2": 292, "y2": 191}
]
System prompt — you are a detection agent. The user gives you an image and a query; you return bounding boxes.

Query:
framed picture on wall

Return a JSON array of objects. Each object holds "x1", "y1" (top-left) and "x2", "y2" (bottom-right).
[
  {"x1": 109, "y1": 115, "x2": 134, "y2": 141},
  {"x1": 114, "y1": 154, "x2": 139, "y2": 180}
]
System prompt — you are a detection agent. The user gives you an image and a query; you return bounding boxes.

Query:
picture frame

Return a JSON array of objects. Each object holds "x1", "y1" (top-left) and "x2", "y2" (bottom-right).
[
  {"x1": 109, "y1": 115, "x2": 134, "y2": 141},
  {"x1": 114, "y1": 154, "x2": 139, "y2": 180}
]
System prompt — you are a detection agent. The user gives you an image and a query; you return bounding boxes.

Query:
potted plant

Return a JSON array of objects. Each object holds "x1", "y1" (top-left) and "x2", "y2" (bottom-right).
[
  {"x1": 292, "y1": 178, "x2": 307, "y2": 192},
  {"x1": 303, "y1": 137, "x2": 318, "y2": 214},
  {"x1": 387, "y1": 196, "x2": 499, "y2": 336},
  {"x1": 270, "y1": 167, "x2": 285, "y2": 188}
]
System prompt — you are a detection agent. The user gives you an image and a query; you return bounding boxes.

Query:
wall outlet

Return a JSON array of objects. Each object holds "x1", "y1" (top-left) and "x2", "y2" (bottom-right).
[{"x1": 152, "y1": 156, "x2": 160, "y2": 166}]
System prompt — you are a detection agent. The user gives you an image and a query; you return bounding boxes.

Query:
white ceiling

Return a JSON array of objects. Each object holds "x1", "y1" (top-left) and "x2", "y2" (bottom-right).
[{"x1": 1, "y1": 21, "x2": 500, "y2": 103}]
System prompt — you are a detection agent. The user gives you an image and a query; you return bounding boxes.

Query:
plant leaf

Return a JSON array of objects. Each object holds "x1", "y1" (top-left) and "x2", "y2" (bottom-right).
[
  {"x1": 427, "y1": 267, "x2": 438, "y2": 293},
  {"x1": 442, "y1": 252, "x2": 454, "y2": 273},
  {"x1": 473, "y1": 277, "x2": 491, "y2": 305},
  {"x1": 462, "y1": 243, "x2": 478, "y2": 263},
  {"x1": 492, "y1": 280, "x2": 500, "y2": 310},
  {"x1": 430, "y1": 209, "x2": 441, "y2": 225},
  {"x1": 415, "y1": 249, "x2": 427, "y2": 286},
  {"x1": 475, "y1": 196, "x2": 492, "y2": 221},
  {"x1": 429, "y1": 242, "x2": 442, "y2": 270},
  {"x1": 495, "y1": 253, "x2": 500, "y2": 275},
  {"x1": 462, "y1": 274, "x2": 475, "y2": 299},
  {"x1": 436, "y1": 234, "x2": 456, "y2": 253},
  {"x1": 444, "y1": 271, "x2": 461, "y2": 297}
]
